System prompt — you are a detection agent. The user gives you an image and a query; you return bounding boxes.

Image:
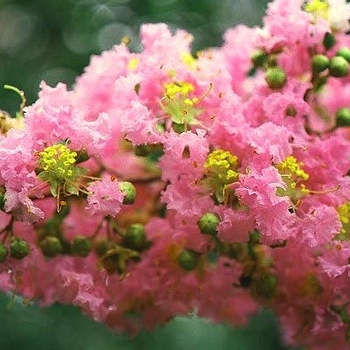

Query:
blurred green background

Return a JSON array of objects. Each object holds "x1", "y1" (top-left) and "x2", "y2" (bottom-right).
[{"x1": 0, "y1": 0, "x2": 294, "y2": 349}]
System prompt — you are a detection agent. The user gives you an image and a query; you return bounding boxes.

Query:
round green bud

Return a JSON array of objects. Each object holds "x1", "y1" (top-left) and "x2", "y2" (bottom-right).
[
  {"x1": 178, "y1": 249, "x2": 198, "y2": 271},
  {"x1": 336, "y1": 47, "x2": 350, "y2": 62},
  {"x1": 265, "y1": 67, "x2": 287, "y2": 89},
  {"x1": 336, "y1": 107, "x2": 350, "y2": 127},
  {"x1": 124, "y1": 224, "x2": 146, "y2": 250},
  {"x1": 10, "y1": 238, "x2": 29, "y2": 259},
  {"x1": 323, "y1": 32, "x2": 336, "y2": 50},
  {"x1": 198, "y1": 212, "x2": 220, "y2": 236},
  {"x1": 311, "y1": 54, "x2": 330, "y2": 73},
  {"x1": 0, "y1": 243, "x2": 8, "y2": 262},
  {"x1": 71, "y1": 236, "x2": 91, "y2": 257},
  {"x1": 93, "y1": 238, "x2": 110, "y2": 257},
  {"x1": 119, "y1": 181, "x2": 136, "y2": 205},
  {"x1": 251, "y1": 50, "x2": 268, "y2": 67},
  {"x1": 329, "y1": 56, "x2": 349, "y2": 77},
  {"x1": 40, "y1": 236, "x2": 62, "y2": 257}
]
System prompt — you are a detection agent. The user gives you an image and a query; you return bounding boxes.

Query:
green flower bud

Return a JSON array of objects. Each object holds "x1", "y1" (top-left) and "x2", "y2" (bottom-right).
[
  {"x1": 323, "y1": 32, "x2": 336, "y2": 50},
  {"x1": 252, "y1": 273, "x2": 278, "y2": 299},
  {"x1": 178, "y1": 249, "x2": 198, "y2": 271},
  {"x1": 249, "y1": 230, "x2": 261, "y2": 245},
  {"x1": 40, "y1": 236, "x2": 62, "y2": 257},
  {"x1": 119, "y1": 181, "x2": 136, "y2": 205},
  {"x1": 75, "y1": 149, "x2": 89, "y2": 164},
  {"x1": 93, "y1": 238, "x2": 110, "y2": 257},
  {"x1": 267, "y1": 54, "x2": 278, "y2": 67},
  {"x1": 198, "y1": 212, "x2": 220, "y2": 236},
  {"x1": 265, "y1": 67, "x2": 287, "y2": 89},
  {"x1": 251, "y1": 50, "x2": 268, "y2": 67},
  {"x1": 124, "y1": 224, "x2": 146, "y2": 250},
  {"x1": 311, "y1": 54, "x2": 330, "y2": 73},
  {"x1": 329, "y1": 56, "x2": 349, "y2": 77},
  {"x1": 71, "y1": 236, "x2": 91, "y2": 257},
  {"x1": 336, "y1": 107, "x2": 350, "y2": 127},
  {"x1": 10, "y1": 238, "x2": 29, "y2": 259},
  {"x1": 336, "y1": 47, "x2": 350, "y2": 62},
  {"x1": 0, "y1": 243, "x2": 8, "y2": 262},
  {"x1": 172, "y1": 122, "x2": 185, "y2": 134}
]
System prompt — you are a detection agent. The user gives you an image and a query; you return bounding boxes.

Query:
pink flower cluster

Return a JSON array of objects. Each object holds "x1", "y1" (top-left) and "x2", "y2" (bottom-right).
[{"x1": 1, "y1": 0, "x2": 350, "y2": 348}]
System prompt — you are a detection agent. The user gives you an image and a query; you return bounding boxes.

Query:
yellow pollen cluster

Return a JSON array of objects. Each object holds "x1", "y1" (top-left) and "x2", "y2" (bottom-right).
[
  {"x1": 338, "y1": 202, "x2": 350, "y2": 225},
  {"x1": 164, "y1": 81, "x2": 195, "y2": 100},
  {"x1": 181, "y1": 52, "x2": 197, "y2": 69},
  {"x1": 204, "y1": 149, "x2": 239, "y2": 184},
  {"x1": 304, "y1": 0, "x2": 329, "y2": 20},
  {"x1": 277, "y1": 156, "x2": 309, "y2": 181},
  {"x1": 336, "y1": 202, "x2": 350, "y2": 239},
  {"x1": 38, "y1": 144, "x2": 77, "y2": 180},
  {"x1": 276, "y1": 156, "x2": 310, "y2": 206},
  {"x1": 127, "y1": 57, "x2": 139, "y2": 70}
]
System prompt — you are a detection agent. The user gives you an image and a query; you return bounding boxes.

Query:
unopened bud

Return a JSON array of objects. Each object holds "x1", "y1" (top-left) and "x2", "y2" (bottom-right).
[
  {"x1": 252, "y1": 273, "x2": 278, "y2": 299},
  {"x1": 323, "y1": 32, "x2": 336, "y2": 50},
  {"x1": 119, "y1": 181, "x2": 136, "y2": 204},
  {"x1": 172, "y1": 122, "x2": 185, "y2": 134},
  {"x1": 94, "y1": 238, "x2": 110, "y2": 257},
  {"x1": 329, "y1": 56, "x2": 349, "y2": 77},
  {"x1": 336, "y1": 47, "x2": 350, "y2": 62},
  {"x1": 0, "y1": 243, "x2": 8, "y2": 262},
  {"x1": 71, "y1": 236, "x2": 91, "y2": 257},
  {"x1": 178, "y1": 249, "x2": 198, "y2": 271},
  {"x1": 198, "y1": 212, "x2": 220, "y2": 236},
  {"x1": 251, "y1": 50, "x2": 268, "y2": 68},
  {"x1": 336, "y1": 107, "x2": 350, "y2": 127},
  {"x1": 75, "y1": 149, "x2": 89, "y2": 164},
  {"x1": 0, "y1": 187, "x2": 5, "y2": 211},
  {"x1": 40, "y1": 236, "x2": 62, "y2": 257},
  {"x1": 124, "y1": 224, "x2": 146, "y2": 250},
  {"x1": 311, "y1": 54, "x2": 329, "y2": 73},
  {"x1": 265, "y1": 67, "x2": 287, "y2": 89},
  {"x1": 10, "y1": 238, "x2": 29, "y2": 259}
]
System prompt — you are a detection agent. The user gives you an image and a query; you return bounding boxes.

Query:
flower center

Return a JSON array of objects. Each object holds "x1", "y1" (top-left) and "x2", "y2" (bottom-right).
[
  {"x1": 304, "y1": 0, "x2": 329, "y2": 20},
  {"x1": 276, "y1": 156, "x2": 310, "y2": 207},
  {"x1": 38, "y1": 143, "x2": 77, "y2": 181},
  {"x1": 202, "y1": 149, "x2": 239, "y2": 204}
]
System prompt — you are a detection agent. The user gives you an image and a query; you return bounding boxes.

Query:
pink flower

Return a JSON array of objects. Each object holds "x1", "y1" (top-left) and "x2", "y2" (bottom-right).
[{"x1": 86, "y1": 177, "x2": 125, "y2": 217}]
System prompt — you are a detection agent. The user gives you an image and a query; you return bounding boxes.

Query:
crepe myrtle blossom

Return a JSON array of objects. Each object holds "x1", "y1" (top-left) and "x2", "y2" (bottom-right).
[{"x1": 1, "y1": 0, "x2": 350, "y2": 349}]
